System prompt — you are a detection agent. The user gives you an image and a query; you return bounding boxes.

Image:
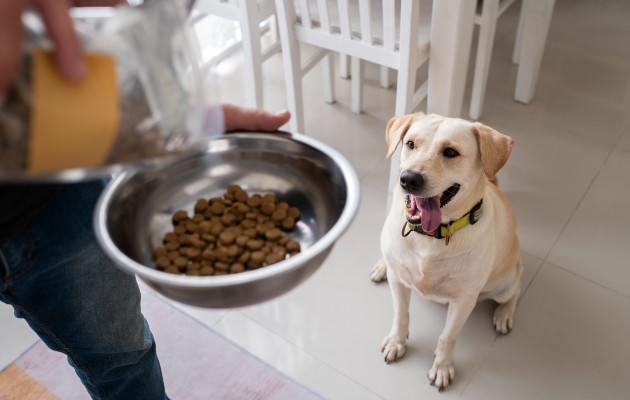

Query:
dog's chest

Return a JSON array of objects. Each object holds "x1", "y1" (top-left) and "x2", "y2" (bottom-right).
[
  {"x1": 396, "y1": 254, "x2": 468, "y2": 302},
  {"x1": 387, "y1": 236, "x2": 479, "y2": 302}
]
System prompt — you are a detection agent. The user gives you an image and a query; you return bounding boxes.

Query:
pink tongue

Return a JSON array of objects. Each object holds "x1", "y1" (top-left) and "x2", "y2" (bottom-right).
[{"x1": 417, "y1": 196, "x2": 442, "y2": 234}]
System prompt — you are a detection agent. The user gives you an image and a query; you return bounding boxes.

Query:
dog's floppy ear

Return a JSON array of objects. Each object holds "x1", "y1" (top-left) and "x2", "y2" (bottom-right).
[
  {"x1": 472, "y1": 122, "x2": 514, "y2": 181},
  {"x1": 385, "y1": 113, "x2": 422, "y2": 158}
]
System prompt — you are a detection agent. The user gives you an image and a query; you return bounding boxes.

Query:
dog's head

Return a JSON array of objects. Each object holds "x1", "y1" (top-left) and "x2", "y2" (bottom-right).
[{"x1": 385, "y1": 113, "x2": 513, "y2": 234}]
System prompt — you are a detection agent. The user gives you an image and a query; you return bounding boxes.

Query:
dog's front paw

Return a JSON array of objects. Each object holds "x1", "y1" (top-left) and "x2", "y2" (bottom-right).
[
  {"x1": 370, "y1": 259, "x2": 388, "y2": 283},
  {"x1": 428, "y1": 361, "x2": 455, "y2": 392},
  {"x1": 381, "y1": 334, "x2": 406, "y2": 363}
]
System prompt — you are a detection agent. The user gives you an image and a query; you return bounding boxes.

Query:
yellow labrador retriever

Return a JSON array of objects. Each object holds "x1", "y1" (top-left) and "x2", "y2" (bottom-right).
[{"x1": 371, "y1": 113, "x2": 522, "y2": 391}]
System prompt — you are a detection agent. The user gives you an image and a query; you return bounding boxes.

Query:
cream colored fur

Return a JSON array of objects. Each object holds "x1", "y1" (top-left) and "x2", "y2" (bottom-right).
[{"x1": 371, "y1": 113, "x2": 522, "y2": 391}]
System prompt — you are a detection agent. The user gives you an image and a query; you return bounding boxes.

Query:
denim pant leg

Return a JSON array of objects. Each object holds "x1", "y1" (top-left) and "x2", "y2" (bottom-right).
[{"x1": 0, "y1": 180, "x2": 167, "y2": 400}]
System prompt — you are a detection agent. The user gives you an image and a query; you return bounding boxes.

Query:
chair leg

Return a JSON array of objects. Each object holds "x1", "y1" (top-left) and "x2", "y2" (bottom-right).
[
  {"x1": 339, "y1": 53, "x2": 350, "y2": 79},
  {"x1": 512, "y1": 0, "x2": 525, "y2": 65},
  {"x1": 275, "y1": 0, "x2": 304, "y2": 132},
  {"x1": 323, "y1": 53, "x2": 335, "y2": 104},
  {"x1": 380, "y1": 66, "x2": 392, "y2": 89},
  {"x1": 469, "y1": 0, "x2": 499, "y2": 120},
  {"x1": 514, "y1": 0, "x2": 555, "y2": 104},
  {"x1": 351, "y1": 57, "x2": 363, "y2": 114},
  {"x1": 240, "y1": 2, "x2": 264, "y2": 108}
]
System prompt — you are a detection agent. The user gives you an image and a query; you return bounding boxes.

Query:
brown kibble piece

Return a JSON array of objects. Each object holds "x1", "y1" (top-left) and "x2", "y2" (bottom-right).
[
  {"x1": 221, "y1": 213, "x2": 236, "y2": 226},
  {"x1": 174, "y1": 257, "x2": 188, "y2": 268},
  {"x1": 219, "y1": 231, "x2": 236, "y2": 245},
  {"x1": 265, "y1": 253, "x2": 283, "y2": 265},
  {"x1": 238, "y1": 251, "x2": 251, "y2": 264},
  {"x1": 172, "y1": 210, "x2": 188, "y2": 223},
  {"x1": 277, "y1": 201, "x2": 289, "y2": 210},
  {"x1": 153, "y1": 247, "x2": 167, "y2": 258},
  {"x1": 246, "y1": 195, "x2": 262, "y2": 208},
  {"x1": 286, "y1": 240, "x2": 301, "y2": 253},
  {"x1": 282, "y1": 217, "x2": 296, "y2": 231},
  {"x1": 227, "y1": 184, "x2": 242, "y2": 194},
  {"x1": 200, "y1": 266, "x2": 215, "y2": 276},
  {"x1": 201, "y1": 249, "x2": 215, "y2": 261},
  {"x1": 234, "y1": 190, "x2": 248, "y2": 202},
  {"x1": 210, "y1": 202, "x2": 225, "y2": 215},
  {"x1": 277, "y1": 234, "x2": 290, "y2": 245},
  {"x1": 186, "y1": 270, "x2": 201, "y2": 276},
  {"x1": 265, "y1": 228, "x2": 282, "y2": 241},
  {"x1": 165, "y1": 241, "x2": 180, "y2": 251},
  {"x1": 260, "y1": 202, "x2": 275, "y2": 215},
  {"x1": 197, "y1": 221, "x2": 211, "y2": 234},
  {"x1": 247, "y1": 239, "x2": 264, "y2": 251},
  {"x1": 215, "y1": 262, "x2": 229, "y2": 271},
  {"x1": 156, "y1": 256, "x2": 170, "y2": 269},
  {"x1": 234, "y1": 202, "x2": 249, "y2": 213},
  {"x1": 243, "y1": 228, "x2": 257, "y2": 238},
  {"x1": 185, "y1": 220, "x2": 198, "y2": 233},
  {"x1": 163, "y1": 232, "x2": 177, "y2": 243},
  {"x1": 192, "y1": 214, "x2": 205, "y2": 223},
  {"x1": 288, "y1": 207, "x2": 301, "y2": 220},
  {"x1": 174, "y1": 225, "x2": 186, "y2": 235},
  {"x1": 235, "y1": 235, "x2": 249, "y2": 247},
  {"x1": 230, "y1": 263, "x2": 245, "y2": 274},
  {"x1": 194, "y1": 199, "x2": 208, "y2": 213},
  {"x1": 164, "y1": 266, "x2": 180, "y2": 274},
  {"x1": 262, "y1": 193, "x2": 276, "y2": 204},
  {"x1": 271, "y1": 208, "x2": 287, "y2": 222}
]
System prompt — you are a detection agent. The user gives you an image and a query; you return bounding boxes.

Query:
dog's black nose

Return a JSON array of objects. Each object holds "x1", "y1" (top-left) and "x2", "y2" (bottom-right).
[{"x1": 399, "y1": 171, "x2": 424, "y2": 192}]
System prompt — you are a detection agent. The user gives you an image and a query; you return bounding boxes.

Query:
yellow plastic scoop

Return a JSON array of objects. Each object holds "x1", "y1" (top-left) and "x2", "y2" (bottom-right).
[{"x1": 29, "y1": 49, "x2": 119, "y2": 173}]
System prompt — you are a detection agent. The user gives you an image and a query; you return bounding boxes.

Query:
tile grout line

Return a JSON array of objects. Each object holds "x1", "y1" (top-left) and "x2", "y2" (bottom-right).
[{"x1": 546, "y1": 260, "x2": 630, "y2": 302}]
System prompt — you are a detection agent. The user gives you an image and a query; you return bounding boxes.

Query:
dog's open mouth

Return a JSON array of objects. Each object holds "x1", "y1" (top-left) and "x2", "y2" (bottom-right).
[{"x1": 405, "y1": 184, "x2": 460, "y2": 234}]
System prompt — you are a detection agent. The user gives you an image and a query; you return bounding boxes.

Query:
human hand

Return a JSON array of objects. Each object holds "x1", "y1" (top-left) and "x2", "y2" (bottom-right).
[
  {"x1": 222, "y1": 103, "x2": 290, "y2": 132},
  {"x1": 0, "y1": 0, "x2": 88, "y2": 100}
]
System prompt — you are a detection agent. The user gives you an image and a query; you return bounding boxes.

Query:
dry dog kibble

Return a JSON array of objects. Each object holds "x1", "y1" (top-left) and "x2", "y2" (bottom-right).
[{"x1": 153, "y1": 187, "x2": 303, "y2": 276}]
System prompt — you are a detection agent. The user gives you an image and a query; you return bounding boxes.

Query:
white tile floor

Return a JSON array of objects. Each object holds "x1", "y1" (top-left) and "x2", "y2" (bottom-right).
[{"x1": 3, "y1": 0, "x2": 630, "y2": 398}]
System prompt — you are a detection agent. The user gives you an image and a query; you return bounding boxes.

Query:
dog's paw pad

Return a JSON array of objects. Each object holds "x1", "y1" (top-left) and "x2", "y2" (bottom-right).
[
  {"x1": 381, "y1": 336, "x2": 406, "y2": 363},
  {"x1": 428, "y1": 363, "x2": 455, "y2": 391}
]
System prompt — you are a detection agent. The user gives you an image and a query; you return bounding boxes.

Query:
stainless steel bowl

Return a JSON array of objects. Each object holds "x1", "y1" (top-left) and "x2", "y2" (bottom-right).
[{"x1": 94, "y1": 132, "x2": 360, "y2": 308}]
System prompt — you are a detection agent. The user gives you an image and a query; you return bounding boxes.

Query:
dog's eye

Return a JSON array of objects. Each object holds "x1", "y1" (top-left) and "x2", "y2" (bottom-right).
[
  {"x1": 443, "y1": 147, "x2": 460, "y2": 158},
  {"x1": 406, "y1": 140, "x2": 415, "y2": 150}
]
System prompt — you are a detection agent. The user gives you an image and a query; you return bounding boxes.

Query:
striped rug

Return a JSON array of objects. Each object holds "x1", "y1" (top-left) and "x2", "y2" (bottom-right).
[{"x1": 0, "y1": 288, "x2": 321, "y2": 400}]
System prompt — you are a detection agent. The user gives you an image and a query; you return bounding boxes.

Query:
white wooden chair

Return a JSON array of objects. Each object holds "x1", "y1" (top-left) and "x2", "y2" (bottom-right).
[
  {"x1": 192, "y1": 0, "x2": 280, "y2": 108},
  {"x1": 274, "y1": 0, "x2": 430, "y2": 133},
  {"x1": 469, "y1": 0, "x2": 555, "y2": 120}
]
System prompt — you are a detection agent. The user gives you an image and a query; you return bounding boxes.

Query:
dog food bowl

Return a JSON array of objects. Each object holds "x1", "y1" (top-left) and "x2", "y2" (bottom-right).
[{"x1": 94, "y1": 132, "x2": 360, "y2": 308}]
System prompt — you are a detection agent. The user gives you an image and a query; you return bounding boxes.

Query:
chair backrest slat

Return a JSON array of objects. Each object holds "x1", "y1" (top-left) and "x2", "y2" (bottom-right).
[
  {"x1": 298, "y1": 0, "x2": 312, "y2": 28},
  {"x1": 382, "y1": 0, "x2": 396, "y2": 52},
  {"x1": 337, "y1": 0, "x2": 352, "y2": 39},
  {"x1": 358, "y1": 0, "x2": 373, "y2": 44},
  {"x1": 316, "y1": 0, "x2": 331, "y2": 32}
]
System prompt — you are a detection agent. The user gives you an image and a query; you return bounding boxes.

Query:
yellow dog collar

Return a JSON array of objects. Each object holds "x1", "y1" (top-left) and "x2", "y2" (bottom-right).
[{"x1": 402, "y1": 199, "x2": 483, "y2": 245}]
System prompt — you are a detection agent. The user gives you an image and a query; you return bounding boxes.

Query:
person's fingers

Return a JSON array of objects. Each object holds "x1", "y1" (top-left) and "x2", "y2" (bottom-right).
[
  {"x1": 223, "y1": 103, "x2": 291, "y2": 132},
  {"x1": 32, "y1": 0, "x2": 86, "y2": 82},
  {"x1": 0, "y1": 0, "x2": 28, "y2": 96}
]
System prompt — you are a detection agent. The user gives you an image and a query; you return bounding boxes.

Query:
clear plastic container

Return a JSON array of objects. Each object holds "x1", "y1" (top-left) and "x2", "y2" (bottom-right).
[{"x1": 0, "y1": 0, "x2": 223, "y2": 182}]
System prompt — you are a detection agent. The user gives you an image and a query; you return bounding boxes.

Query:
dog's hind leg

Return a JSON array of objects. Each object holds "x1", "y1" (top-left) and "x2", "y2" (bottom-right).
[
  {"x1": 493, "y1": 258, "x2": 523, "y2": 334},
  {"x1": 370, "y1": 257, "x2": 388, "y2": 282}
]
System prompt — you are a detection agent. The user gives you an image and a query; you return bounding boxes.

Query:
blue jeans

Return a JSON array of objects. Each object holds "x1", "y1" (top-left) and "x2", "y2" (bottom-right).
[{"x1": 0, "y1": 180, "x2": 168, "y2": 399}]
